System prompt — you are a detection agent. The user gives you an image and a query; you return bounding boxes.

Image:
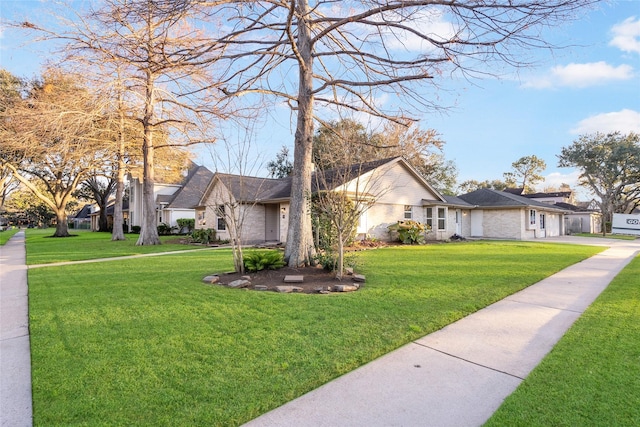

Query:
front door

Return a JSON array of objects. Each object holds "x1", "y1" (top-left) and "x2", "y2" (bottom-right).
[
  {"x1": 539, "y1": 213, "x2": 546, "y2": 237},
  {"x1": 455, "y1": 209, "x2": 462, "y2": 235},
  {"x1": 265, "y1": 204, "x2": 279, "y2": 241}
]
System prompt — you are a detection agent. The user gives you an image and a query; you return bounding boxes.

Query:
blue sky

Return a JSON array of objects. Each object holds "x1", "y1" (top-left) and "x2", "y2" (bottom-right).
[{"x1": 1, "y1": 1, "x2": 639, "y2": 199}]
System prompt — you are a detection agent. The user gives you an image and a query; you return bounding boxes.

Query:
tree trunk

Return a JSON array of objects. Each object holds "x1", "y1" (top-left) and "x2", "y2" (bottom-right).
[
  {"x1": 136, "y1": 69, "x2": 161, "y2": 246},
  {"x1": 284, "y1": 0, "x2": 315, "y2": 267},
  {"x1": 111, "y1": 166, "x2": 126, "y2": 240},
  {"x1": 53, "y1": 209, "x2": 70, "y2": 237},
  {"x1": 111, "y1": 84, "x2": 127, "y2": 241},
  {"x1": 98, "y1": 204, "x2": 109, "y2": 232}
]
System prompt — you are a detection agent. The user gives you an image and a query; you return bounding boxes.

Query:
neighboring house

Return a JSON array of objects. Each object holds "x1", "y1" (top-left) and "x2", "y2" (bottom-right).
[
  {"x1": 523, "y1": 191, "x2": 575, "y2": 205},
  {"x1": 72, "y1": 204, "x2": 93, "y2": 230},
  {"x1": 88, "y1": 200, "x2": 130, "y2": 232},
  {"x1": 128, "y1": 164, "x2": 214, "y2": 232},
  {"x1": 458, "y1": 189, "x2": 569, "y2": 239},
  {"x1": 197, "y1": 157, "x2": 469, "y2": 244},
  {"x1": 555, "y1": 202, "x2": 602, "y2": 234}
]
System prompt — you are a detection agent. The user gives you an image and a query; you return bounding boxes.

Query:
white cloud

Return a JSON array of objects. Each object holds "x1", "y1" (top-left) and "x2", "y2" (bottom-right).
[
  {"x1": 523, "y1": 62, "x2": 634, "y2": 88},
  {"x1": 610, "y1": 16, "x2": 640, "y2": 54},
  {"x1": 571, "y1": 109, "x2": 640, "y2": 134}
]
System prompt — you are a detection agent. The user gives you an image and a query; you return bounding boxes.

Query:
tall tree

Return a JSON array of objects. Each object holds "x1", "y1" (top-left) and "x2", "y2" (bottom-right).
[
  {"x1": 558, "y1": 132, "x2": 640, "y2": 234},
  {"x1": 313, "y1": 119, "x2": 458, "y2": 193},
  {"x1": 503, "y1": 155, "x2": 547, "y2": 193},
  {"x1": 266, "y1": 146, "x2": 294, "y2": 178},
  {"x1": 458, "y1": 179, "x2": 511, "y2": 193},
  {"x1": 216, "y1": 0, "x2": 597, "y2": 266},
  {"x1": 19, "y1": 0, "x2": 227, "y2": 245},
  {"x1": 0, "y1": 70, "x2": 109, "y2": 237}
]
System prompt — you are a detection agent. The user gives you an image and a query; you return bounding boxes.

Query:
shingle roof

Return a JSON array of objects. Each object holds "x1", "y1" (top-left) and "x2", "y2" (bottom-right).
[
  {"x1": 216, "y1": 174, "x2": 292, "y2": 202},
  {"x1": 458, "y1": 188, "x2": 567, "y2": 211},
  {"x1": 166, "y1": 165, "x2": 215, "y2": 209}
]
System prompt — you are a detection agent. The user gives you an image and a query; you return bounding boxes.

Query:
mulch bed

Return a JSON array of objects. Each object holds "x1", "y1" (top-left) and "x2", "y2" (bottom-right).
[{"x1": 208, "y1": 265, "x2": 359, "y2": 294}]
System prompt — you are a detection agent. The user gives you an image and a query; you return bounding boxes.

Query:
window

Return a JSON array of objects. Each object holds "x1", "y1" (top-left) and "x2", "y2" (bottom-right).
[
  {"x1": 425, "y1": 208, "x2": 433, "y2": 229},
  {"x1": 437, "y1": 207, "x2": 446, "y2": 230},
  {"x1": 540, "y1": 213, "x2": 546, "y2": 230},
  {"x1": 404, "y1": 205, "x2": 413, "y2": 219},
  {"x1": 216, "y1": 205, "x2": 226, "y2": 231},
  {"x1": 529, "y1": 209, "x2": 536, "y2": 226}
]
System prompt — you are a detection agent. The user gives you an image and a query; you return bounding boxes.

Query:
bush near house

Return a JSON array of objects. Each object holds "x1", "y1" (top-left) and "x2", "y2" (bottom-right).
[
  {"x1": 176, "y1": 218, "x2": 195, "y2": 234},
  {"x1": 388, "y1": 220, "x2": 429, "y2": 244}
]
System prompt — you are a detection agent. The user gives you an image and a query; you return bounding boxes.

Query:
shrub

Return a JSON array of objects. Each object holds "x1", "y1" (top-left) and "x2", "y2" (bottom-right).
[
  {"x1": 388, "y1": 220, "x2": 428, "y2": 244},
  {"x1": 243, "y1": 250, "x2": 285, "y2": 272},
  {"x1": 315, "y1": 249, "x2": 358, "y2": 272},
  {"x1": 176, "y1": 218, "x2": 195, "y2": 234},
  {"x1": 131, "y1": 225, "x2": 141, "y2": 234},
  {"x1": 157, "y1": 223, "x2": 174, "y2": 235},
  {"x1": 191, "y1": 228, "x2": 216, "y2": 244}
]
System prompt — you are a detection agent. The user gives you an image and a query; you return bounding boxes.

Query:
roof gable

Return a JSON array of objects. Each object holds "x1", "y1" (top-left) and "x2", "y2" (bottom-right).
[{"x1": 166, "y1": 166, "x2": 214, "y2": 209}]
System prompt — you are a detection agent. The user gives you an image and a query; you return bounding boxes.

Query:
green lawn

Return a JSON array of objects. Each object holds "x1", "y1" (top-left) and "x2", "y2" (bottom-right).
[
  {"x1": 25, "y1": 228, "x2": 207, "y2": 265},
  {"x1": 0, "y1": 227, "x2": 20, "y2": 245},
  {"x1": 27, "y1": 240, "x2": 603, "y2": 426},
  {"x1": 485, "y1": 255, "x2": 640, "y2": 426}
]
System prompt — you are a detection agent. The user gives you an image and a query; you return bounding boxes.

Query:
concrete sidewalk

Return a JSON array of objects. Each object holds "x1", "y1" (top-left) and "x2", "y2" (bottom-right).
[
  {"x1": 0, "y1": 231, "x2": 32, "y2": 427},
  {"x1": 245, "y1": 238, "x2": 639, "y2": 427}
]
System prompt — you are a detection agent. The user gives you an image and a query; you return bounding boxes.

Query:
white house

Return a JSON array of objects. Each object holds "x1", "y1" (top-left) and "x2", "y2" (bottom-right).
[{"x1": 195, "y1": 157, "x2": 568, "y2": 244}]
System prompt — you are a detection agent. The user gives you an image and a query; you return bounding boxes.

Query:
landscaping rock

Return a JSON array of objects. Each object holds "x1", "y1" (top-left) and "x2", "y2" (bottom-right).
[
  {"x1": 283, "y1": 275, "x2": 304, "y2": 283},
  {"x1": 241, "y1": 275, "x2": 251, "y2": 280},
  {"x1": 228, "y1": 279, "x2": 251, "y2": 288},
  {"x1": 345, "y1": 267, "x2": 354, "y2": 275},
  {"x1": 254, "y1": 285, "x2": 268, "y2": 291},
  {"x1": 202, "y1": 275, "x2": 220, "y2": 284},
  {"x1": 353, "y1": 274, "x2": 366, "y2": 283},
  {"x1": 333, "y1": 284, "x2": 359, "y2": 292},
  {"x1": 275, "y1": 285, "x2": 304, "y2": 293}
]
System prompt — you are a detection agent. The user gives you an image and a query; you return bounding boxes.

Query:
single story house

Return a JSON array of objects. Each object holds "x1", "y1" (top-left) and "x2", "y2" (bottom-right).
[
  {"x1": 128, "y1": 164, "x2": 213, "y2": 232},
  {"x1": 458, "y1": 189, "x2": 569, "y2": 239},
  {"x1": 195, "y1": 157, "x2": 569, "y2": 244}
]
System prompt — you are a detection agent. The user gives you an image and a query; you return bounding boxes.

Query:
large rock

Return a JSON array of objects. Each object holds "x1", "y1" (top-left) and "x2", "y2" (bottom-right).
[
  {"x1": 202, "y1": 275, "x2": 220, "y2": 284},
  {"x1": 275, "y1": 285, "x2": 304, "y2": 293},
  {"x1": 353, "y1": 274, "x2": 366, "y2": 283},
  {"x1": 283, "y1": 275, "x2": 304, "y2": 283},
  {"x1": 333, "y1": 284, "x2": 359, "y2": 292},
  {"x1": 228, "y1": 279, "x2": 251, "y2": 288}
]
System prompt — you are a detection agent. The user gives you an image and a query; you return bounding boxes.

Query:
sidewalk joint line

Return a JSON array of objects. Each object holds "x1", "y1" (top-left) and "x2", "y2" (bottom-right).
[
  {"x1": 412, "y1": 341, "x2": 526, "y2": 380},
  {"x1": 504, "y1": 297, "x2": 584, "y2": 314}
]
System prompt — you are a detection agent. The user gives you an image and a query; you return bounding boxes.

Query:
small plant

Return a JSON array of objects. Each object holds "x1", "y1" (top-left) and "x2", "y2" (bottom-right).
[
  {"x1": 243, "y1": 250, "x2": 285, "y2": 272},
  {"x1": 191, "y1": 228, "x2": 216, "y2": 244},
  {"x1": 314, "y1": 249, "x2": 358, "y2": 272},
  {"x1": 388, "y1": 220, "x2": 428, "y2": 244},
  {"x1": 130, "y1": 225, "x2": 141, "y2": 234},
  {"x1": 157, "y1": 223, "x2": 174, "y2": 235}
]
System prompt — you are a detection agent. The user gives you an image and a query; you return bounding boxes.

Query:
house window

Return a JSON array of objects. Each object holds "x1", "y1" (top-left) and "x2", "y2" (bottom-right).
[
  {"x1": 437, "y1": 207, "x2": 446, "y2": 230},
  {"x1": 529, "y1": 209, "x2": 536, "y2": 226},
  {"x1": 540, "y1": 213, "x2": 546, "y2": 230},
  {"x1": 216, "y1": 205, "x2": 226, "y2": 231},
  {"x1": 404, "y1": 205, "x2": 413, "y2": 219},
  {"x1": 426, "y1": 208, "x2": 433, "y2": 229}
]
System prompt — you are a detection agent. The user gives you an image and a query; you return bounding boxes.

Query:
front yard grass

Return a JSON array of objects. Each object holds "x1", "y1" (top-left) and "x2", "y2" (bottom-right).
[
  {"x1": 25, "y1": 228, "x2": 204, "y2": 264},
  {"x1": 28, "y1": 241, "x2": 603, "y2": 426},
  {"x1": 485, "y1": 254, "x2": 640, "y2": 426},
  {"x1": 574, "y1": 232, "x2": 637, "y2": 240}
]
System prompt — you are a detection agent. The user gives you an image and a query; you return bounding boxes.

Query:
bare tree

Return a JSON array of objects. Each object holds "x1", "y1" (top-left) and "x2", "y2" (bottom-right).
[
  {"x1": 17, "y1": 0, "x2": 229, "y2": 245},
  {"x1": 214, "y1": 0, "x2": 597, "y2": 266},
  {"x1": 206, "y1": 131, "x2": 269, "y2": 274},
  {"x1": 313, "y1": 158, "x2": 393, "y2": 279},
  {"x1": 0, "y1": 70, "x2": 110, "y2": 237}
]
